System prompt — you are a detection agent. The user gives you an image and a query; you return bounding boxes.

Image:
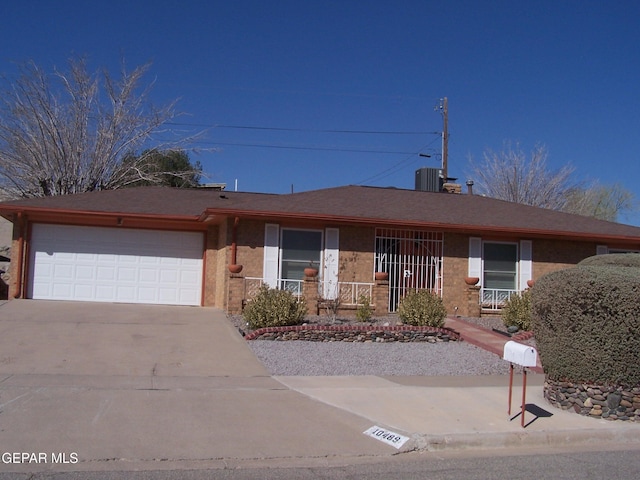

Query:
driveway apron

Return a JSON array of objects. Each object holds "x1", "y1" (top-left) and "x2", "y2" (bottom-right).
[{"x1": 0, "y1": 300, "x2": 391, "y2": 473}]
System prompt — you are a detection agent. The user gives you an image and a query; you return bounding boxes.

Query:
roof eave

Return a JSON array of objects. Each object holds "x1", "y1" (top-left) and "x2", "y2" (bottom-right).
[
  {"x1": 0, "y1": 206, "x2": 201, "y2": 224},
  {"x1": 201, "y1": 208, "x2": 640, "y2": 244}
]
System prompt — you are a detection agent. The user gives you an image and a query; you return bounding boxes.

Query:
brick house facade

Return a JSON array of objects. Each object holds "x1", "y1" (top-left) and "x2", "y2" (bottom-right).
[{"x1": 1, "y1": 185, "x2": 639, "y2": 316}]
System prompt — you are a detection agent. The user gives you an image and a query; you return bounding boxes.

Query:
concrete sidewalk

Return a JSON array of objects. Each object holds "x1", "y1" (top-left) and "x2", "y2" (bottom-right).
[
  {"x1": 273, "y1": 317, "x2": 639, "y2": 453},
  {"x1": 277, "y1": 374, "x2": 640, "y2": 452},
  {"x1": 0, "y1": 301, "x2": 638, "y2": 474}
]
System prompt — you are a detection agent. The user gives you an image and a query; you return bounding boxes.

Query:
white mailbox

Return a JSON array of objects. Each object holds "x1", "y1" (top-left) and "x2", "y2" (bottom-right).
[{"x1": 503, "y1": 341, "x2": 537, "y2": 367}]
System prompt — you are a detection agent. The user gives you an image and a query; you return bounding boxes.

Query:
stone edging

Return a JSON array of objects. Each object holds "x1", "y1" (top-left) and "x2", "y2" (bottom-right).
[
  {"x1": 544, "y1": 378, "x2": 640, "y2": 421},
  {"x1": 244, "y1": 324, "x2": 461, "y2": 342}
]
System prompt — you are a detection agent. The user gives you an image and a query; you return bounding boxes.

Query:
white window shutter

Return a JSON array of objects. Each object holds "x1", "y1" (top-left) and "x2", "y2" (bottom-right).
[
  {"x1": 468, "y1": 237, "x2": 482, "y2": 284},
  {"x1": 519, "y1": 240, "x2": 533, "y2": 291},
  {"x1": 596, "y1": 245, "x2": 608, "y2": 255},
  {"x1": 263, "y1": 224, "x2": 279, "y2": 288},
  {"x1": 323, "y1": 228, "x2": 339, "y2": 299}
]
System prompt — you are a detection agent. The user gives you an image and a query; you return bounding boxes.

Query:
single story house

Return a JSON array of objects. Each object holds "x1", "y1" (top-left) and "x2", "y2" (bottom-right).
[{"x1": 0, "y1": 184, "x2": 639, "y2": 317}]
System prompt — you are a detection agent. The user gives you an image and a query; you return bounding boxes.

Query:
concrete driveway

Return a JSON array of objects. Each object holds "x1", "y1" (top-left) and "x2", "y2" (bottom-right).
[
  {"x1": 0, "y1": 299, "x2": 268, "y2": 378},
  {"x1": 0, "y1": 300, "x2": 392, "y2": 474}
]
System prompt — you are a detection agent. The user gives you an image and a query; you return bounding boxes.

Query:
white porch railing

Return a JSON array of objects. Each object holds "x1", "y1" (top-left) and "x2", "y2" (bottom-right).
[
  {"x1": 321, "y1": 281, "x2": 374, "y2": 306},
  {"x1": 244, "y1": 277, "x2": 305, "y2": 299},
  {"x1": 243, "y1": 278, "x2": 374, "y2": 306},
  {"x1": 480, "y1": 288, "x2": 519, "y2": 310}
]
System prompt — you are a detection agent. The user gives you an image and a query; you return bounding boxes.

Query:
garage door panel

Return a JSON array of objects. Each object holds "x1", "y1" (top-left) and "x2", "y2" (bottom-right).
[
  {"x1": 97, "y1": 266, "x2": 116, "y2": 281},
  {"x1": 29, "y1": 224, "x2": 203, "y2": 306},
  {"x1": 53, "y1": 264, "x2": 74, "y2": 280},
  {"x1": 76, "y1": 265, "x2": 95, "y2": 280},
  {"x1": 73, "y1": 284, "x2": 94, "y2": 300}
]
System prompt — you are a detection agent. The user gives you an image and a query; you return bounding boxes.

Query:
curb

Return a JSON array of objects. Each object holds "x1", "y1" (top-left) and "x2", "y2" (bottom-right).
[{"x1": 409, "y1": 427, "x2": 640, "y2": 452}]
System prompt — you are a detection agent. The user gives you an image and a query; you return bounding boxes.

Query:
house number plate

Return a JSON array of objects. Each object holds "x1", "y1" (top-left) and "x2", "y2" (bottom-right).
[{"x1": 363, "y1": 426, "x2": 410, "y2": 449}]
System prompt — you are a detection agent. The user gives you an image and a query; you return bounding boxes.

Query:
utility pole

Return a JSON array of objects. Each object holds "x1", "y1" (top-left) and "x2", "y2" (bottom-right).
[{"x1": 435, "y1": 97, "x2": 449, "y2": 181}]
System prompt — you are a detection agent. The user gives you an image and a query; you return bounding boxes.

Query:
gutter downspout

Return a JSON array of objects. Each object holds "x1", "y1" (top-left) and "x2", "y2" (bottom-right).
[
  {"x1": 13, "y1": 212, "x2": 25, "y2": 299},
  {"x1": 231, "y1": 216, "x2": 240, "y2": 265}
]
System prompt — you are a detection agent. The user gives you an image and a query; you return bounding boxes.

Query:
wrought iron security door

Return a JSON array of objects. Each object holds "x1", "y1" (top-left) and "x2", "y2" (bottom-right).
[{"x1": 374, "y1": 228, "x2": 443, "y2": 312}]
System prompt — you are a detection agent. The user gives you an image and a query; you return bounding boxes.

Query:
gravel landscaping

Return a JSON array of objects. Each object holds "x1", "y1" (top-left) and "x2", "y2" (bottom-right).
[
  {"x1": 248, "y1": 340, "x2": 509, "y2": 376},
  {"x1": 230, "y1": 314, "x2": 513, "y2": 376}
]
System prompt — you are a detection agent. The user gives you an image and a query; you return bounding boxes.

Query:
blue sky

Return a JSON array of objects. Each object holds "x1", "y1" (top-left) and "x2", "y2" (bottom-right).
[{"x1": 2, "y1": 1, "x2": 640, "y2": 224}]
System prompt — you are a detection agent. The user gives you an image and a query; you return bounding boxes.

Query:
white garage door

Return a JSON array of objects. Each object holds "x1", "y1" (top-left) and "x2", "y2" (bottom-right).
[{"x1": 29, "y1": 224, "x2": 204, "y2": 306}]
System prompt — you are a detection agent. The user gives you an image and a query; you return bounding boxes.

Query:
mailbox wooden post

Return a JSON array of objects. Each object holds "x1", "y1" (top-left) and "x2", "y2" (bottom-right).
[{"x1": 503, "y1": 341, "x2": 538, "y2": 428}]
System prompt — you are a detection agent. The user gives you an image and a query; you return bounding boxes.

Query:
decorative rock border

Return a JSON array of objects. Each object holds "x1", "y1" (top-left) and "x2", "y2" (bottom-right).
[
  {"x1": 244, "y1": 324, "x2": 460, "y2": 343},
  {"x1": 544, "y1": 379, "x2": 640, "y2": 421}
]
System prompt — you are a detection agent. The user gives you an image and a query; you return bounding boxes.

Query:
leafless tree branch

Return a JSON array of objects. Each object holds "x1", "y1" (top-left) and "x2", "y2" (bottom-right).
[{"x1": 0, "y1": 57, "x2": 204, "y2": 197}]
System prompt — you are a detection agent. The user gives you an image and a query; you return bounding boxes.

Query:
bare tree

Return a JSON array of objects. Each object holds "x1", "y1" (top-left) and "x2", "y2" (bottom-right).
[
  {"x1": 467, "y1": 142, "x2": 635, "y2": 222},
  {"x1": 467, "y1": 142, "x2": 575, "y2": 210},
  {"x1": 563, "y1": 182, "x2": 635, "y2": 222},
  {"x1": 0, "y1": 57, "x2": 202, "y2": 198}
]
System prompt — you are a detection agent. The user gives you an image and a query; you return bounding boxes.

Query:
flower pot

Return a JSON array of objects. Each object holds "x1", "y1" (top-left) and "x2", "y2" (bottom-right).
[
  {"x1": 228, "y1": 264, "x2": 243, "y2": 274},
  {"x1": 375, "y1": 271, "x2": 389, "y2": 281},
  {"x1": 464, "y1": 276, "x2": 480, "y2": 286},
  {"x1": 304, "y1": 268, "x2": 318, "y2": 277}
]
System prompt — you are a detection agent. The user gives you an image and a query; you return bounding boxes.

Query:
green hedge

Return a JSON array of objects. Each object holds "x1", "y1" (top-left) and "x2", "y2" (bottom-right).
[
  {"x1": 531, "y1": 255, "x2": 640, "y2": 386},
  {"x1": 577, "y1": 252, "x2": 640, "y2": 269}
]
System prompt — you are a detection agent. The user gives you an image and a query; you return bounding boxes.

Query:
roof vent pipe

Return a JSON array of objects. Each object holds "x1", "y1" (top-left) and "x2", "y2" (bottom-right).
[{"x1": 466, "y1": 180, "x2": 474, "y2": 195}]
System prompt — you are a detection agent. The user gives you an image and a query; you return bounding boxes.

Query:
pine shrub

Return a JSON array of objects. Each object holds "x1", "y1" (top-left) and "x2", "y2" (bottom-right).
[
  {"x1": 531, "y1": 256, "x2": 640, "y2": 386},
  {"x1": 501, "y1": 289, "x2": 532, "y2": 331},
  {"x1": 242, "y1": 285, "x2": 307, "y2": 330},
  {"x1": 397, "y1": 289, "x2": 446, "y2": 327}
]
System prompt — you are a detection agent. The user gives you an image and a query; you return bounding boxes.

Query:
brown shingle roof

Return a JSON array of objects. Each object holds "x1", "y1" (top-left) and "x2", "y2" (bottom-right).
[{"x1": 1, "y1": 185, "x2": 640, "y2": 242}]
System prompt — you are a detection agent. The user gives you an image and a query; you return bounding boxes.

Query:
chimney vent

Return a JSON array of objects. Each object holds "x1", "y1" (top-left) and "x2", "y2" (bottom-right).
[{"x1": 466, "y1": 180, "x2": 474, "y2": 195}]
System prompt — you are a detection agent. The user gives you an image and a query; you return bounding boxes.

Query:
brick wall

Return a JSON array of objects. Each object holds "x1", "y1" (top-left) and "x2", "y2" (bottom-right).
[
  {"x1": 336, "y1": 225, "x2": 376, "y2": 283},
  {"x1": 205, "y1": 218, "x2": 608, "y2": 316},
  {"x1": 441, "y1": 234, "x2": 602, "y2": 317},
  {"x1": 202, "y1": 225, "x2": 218, "y2": 307},
  {"x1": 532, "y1": 239, "x2": 598, "y2": 279},
  {"x1": 442, "y1": 233, "x2": 469, "y2": 315}
]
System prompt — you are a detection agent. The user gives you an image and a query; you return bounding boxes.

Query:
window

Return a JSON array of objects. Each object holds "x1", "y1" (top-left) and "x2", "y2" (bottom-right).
[
  {"x1": 280, "y1": 229, "x2": 322, "y2": 281},
  {"x1": 483, "y1": 242, "x2": 518, "y2": 290}
]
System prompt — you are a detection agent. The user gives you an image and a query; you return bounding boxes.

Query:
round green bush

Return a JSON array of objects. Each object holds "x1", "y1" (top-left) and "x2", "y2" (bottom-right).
[
  {"x1": 397, "y1": 289, "x2": 446, "y2": 327},
  {"x1": 578, "y1": 252, "x2": 640, "y2": 269},
  {"x1": 242, "y1": 285, "x2": 307, "y2": 330},
  {"x1": 501, "y1": 289, "x2": 532, "y2": 331},
  {"x1": 531, "y1": 263, "x2": 640, "y2": 386}
]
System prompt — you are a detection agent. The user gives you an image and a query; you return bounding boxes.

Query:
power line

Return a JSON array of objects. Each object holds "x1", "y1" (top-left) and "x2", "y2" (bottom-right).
[
  {"x1": 167, "y1": 121, "x2": 440, "y2": 136},
  {"x1": 355, "y1": 136, "x2": 442, "y2": 185},
  {"x1": 191, "y1": 140, "x2": 421, "y2": 155}
]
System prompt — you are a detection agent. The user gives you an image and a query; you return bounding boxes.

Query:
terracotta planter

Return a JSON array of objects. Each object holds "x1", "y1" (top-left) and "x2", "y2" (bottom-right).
[
  {"x1": 464, "y1": 276, "x2": 480, "y2": 286},
  {"x1": 304, "y1": 268, "x2": 318, "y2": 277},
  {"x1": 375, "y1": 271, "x2": 389, "y2": 281},
  {"x1": 228, "y1": 264, "x2": 243, "y2": 274}
]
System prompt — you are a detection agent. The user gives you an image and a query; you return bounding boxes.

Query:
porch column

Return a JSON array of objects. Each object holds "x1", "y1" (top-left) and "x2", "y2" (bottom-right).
[
  {"x1": 302, "y1": 277, "x2": 319, "y2": 315},
  {"x1": 373, "y1": 279, "x2": 389, "y2": 316},
  {"x1": 463, "y1": 285, "x2": 481, "y2": 318},
  {"x1": 227, "y1": 273, "x2": 245, "y2": 315}
]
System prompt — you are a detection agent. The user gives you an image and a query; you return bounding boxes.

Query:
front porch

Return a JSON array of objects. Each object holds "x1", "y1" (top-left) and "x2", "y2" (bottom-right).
[{"x1": 227, "y1": 274, "x2": 389, "y2": 317}]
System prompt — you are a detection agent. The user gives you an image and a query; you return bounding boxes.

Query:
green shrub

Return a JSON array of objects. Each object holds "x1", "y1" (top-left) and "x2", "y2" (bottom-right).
[
  {"x1": 578, "y1": 252, "x2": 640, "y2": 269},
  {"x1": 531, "y1": 264, "x2": 640, "y2": 386},
  {"x1": 397, "y1": 289, "x2": 446, "y2": 327},
  {"x1": 242, "y1": 285, "x2": 307, "y2": 330},
  {"x1": 501, "y1": 289, "x2": 532, "y2": 331},
  {"x1": 355, "y1": 295, "x2": 373, "y2": 322}
]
